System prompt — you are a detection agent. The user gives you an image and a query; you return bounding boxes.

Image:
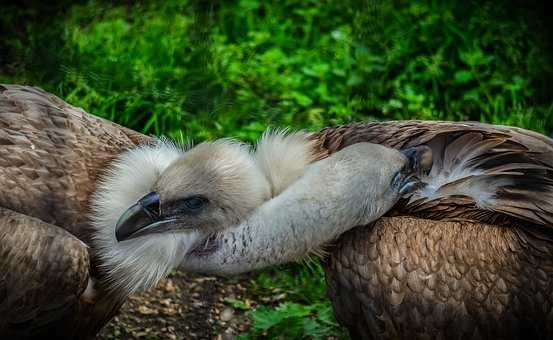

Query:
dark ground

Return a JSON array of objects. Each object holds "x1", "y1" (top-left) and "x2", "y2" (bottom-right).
[{"x1": 97, "y1": 272, "x2": 256, "y2": 340}]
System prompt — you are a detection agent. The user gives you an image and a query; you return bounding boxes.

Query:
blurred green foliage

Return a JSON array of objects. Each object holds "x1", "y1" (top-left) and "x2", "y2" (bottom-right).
[
  {"x1": 1, "y1": 0, "x2": 552, "y2": 338},
  {"x1": 2, "y1": 0, "x2": 552, "y2": 141}
]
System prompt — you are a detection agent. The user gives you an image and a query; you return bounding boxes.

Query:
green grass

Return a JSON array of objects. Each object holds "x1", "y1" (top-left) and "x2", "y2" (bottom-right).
[
  {"x1": 1, "y1": 0, "x2": 552, "y2": 338},
  {"x1": 227, "y1": 263, "x2": 347, "y2": 339}
]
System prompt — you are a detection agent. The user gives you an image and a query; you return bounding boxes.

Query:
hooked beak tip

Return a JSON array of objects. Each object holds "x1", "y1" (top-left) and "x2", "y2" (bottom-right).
[{"x1": 115, "y1": 192, "x2": 161, "y2": 242}]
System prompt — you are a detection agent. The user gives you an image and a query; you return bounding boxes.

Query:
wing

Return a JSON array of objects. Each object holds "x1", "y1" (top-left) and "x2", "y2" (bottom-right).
[
  {"x1": 313, "y1": 121, "x2": 553, "y2": 229},
  {"x1": 0, "y1": 207, "x2": 90, "y2": 338},
  {"x1": 0, "y1": 84, "x2": 153, "y2": 242},
  {"x1": 325, "y1": 216, "x2": 553, "y2": 340}
]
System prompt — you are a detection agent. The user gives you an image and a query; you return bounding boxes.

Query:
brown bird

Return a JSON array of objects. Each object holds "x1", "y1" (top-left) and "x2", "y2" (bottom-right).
[
  {"x1": 316, "y1": 122, "x2": 553, "y2": 340},
  {"x1": 186, "y1": 122, "x2": 553, "y2": 340},
  {"x1": 0, "y1": 85, "x2": 420, "y2": 339}
]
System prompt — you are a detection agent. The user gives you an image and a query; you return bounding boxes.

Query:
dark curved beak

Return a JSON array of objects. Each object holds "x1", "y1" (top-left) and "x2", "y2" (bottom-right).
[
  {"x1": 394, "y1": 145, "x2": 433, "y2": 197},
  {"x1": 401, "y1": 145, "x2": 433, "y2": 174},
  {"x1": 116, "y1": 192, "x2": 164, "y2": 242}
]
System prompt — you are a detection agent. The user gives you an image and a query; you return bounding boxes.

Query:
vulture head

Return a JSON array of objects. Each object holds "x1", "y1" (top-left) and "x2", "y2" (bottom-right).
[
  {"x1": 115, "y1": 140, "x2": 272, "y2": 241},
  {"x1": 91, "y1": 139, "x2": 273, "y2": 295}
]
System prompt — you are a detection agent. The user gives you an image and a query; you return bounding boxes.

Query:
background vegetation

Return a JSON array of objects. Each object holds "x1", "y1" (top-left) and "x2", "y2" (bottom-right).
[{"x1": 1, "y1": 0, "x2": 552, "y2": 338}]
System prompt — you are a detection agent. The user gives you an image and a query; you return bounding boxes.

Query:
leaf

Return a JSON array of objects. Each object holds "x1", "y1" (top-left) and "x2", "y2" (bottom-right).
[
  {"x1": 454, "y1": 70, "x2": 472, "y2": 83},
  {"x1": 224, "y1": 298, "x2": 251, "y2": 311},
  {"x1": 289, "y1": 91, "x2": 313, "y2": 107}
]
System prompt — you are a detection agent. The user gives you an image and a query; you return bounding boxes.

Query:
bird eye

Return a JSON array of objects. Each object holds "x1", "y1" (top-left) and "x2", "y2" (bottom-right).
[{"x1": 182, "y1": 196, "x2": 208, "y2": 211}]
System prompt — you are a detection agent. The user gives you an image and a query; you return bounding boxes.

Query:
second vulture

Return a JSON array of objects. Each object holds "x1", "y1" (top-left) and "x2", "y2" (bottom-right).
[
  {"x1": 185, "y1": 122, "x2": 553, "y2": 340},
  {"x1": 317, "y1": 122, "x2": 553, "y2": 340}
]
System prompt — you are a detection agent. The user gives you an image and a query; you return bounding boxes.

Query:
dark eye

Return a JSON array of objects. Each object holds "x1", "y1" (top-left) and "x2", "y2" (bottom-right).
[{"x1": 182, "y1": 196, "x2": 208, "y2": 212}]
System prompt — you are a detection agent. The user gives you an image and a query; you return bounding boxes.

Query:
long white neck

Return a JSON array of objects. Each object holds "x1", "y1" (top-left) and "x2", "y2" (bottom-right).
[{"x1": 181, "y1": 143, "x2": 407, "y2": 274}]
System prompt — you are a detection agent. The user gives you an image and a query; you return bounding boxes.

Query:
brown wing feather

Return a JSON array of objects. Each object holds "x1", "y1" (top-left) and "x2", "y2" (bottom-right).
[
  {"x1": 0, "y1": 85, "x2": 146, "y2": 338},
  {"x1": 0, "y1": 84, "x2": 153, "y2": 243},
  {"x1": 325, "y1": 216, "x2": 553, "y2": 340},
  {"x1": 0, "y1": 207, "x2": 122, "y2": 339},
  {"x1": 313, "y1": 121, "x2": 553, "y2": 229},
  {"x1": 0, "y1": 207, "x2": 90, "y2": 338}
]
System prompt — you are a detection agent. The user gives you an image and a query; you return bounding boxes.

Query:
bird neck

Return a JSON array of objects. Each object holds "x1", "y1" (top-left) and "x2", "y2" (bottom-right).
[{"x1": 182, "y1": 143, "x2": 405, "y2": 274}]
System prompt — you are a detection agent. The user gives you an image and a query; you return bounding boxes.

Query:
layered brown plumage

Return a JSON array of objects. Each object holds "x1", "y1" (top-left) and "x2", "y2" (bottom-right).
[
  {"x1": 326, "y1": 217, "x2": 553, "y2": 340},
  {"x1": 0, "y1": 84, "x2": 151, "y2": 338},
  {"x1": 312, "y1": 122, "x2": 553, "y2": 339}
]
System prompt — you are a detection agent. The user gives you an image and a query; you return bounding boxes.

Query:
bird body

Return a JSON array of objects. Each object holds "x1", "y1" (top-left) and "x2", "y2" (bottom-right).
[
  {"x1": 312, "y1": 122, "x2": 553, "y2": 339},
  {"x1": 0, "y1": 85, "x2": 150, "y2": 338},
  {"x1": 326, "y1": 216, "x2": 553, "y2": 340}
]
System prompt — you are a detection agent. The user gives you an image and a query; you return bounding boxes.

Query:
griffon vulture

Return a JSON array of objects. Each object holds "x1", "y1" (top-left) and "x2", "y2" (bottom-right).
[
  {"x1": 186, "y1": 122, "x2": 553, "y2": 339},
  {"x1": 319, "y1": 123, "x2": 553, "y2": 340},
  {"x1": 0, "y1": 85, "x2": 422, "y2": 339}
]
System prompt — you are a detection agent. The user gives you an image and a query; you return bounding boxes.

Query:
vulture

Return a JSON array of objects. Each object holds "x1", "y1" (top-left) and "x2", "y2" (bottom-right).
[
  {"x1": 187, "y1": 121, "x2": 553, "y2": 339},
  {"x1": 0, "y1": 84, "x2": 422, "y2": 339}
]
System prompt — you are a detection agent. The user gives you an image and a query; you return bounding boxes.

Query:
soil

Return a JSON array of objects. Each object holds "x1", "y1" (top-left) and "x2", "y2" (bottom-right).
[{"x1": 96, "y1": 271, "x2": 257, "y2": 340}]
